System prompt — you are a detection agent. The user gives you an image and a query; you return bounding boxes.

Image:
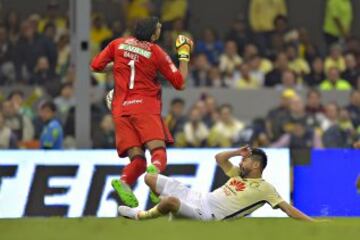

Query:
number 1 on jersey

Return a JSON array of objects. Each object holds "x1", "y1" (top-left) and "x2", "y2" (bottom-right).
[{"x1": 128, "y1": 60, "x2": 135, "y2": 89}]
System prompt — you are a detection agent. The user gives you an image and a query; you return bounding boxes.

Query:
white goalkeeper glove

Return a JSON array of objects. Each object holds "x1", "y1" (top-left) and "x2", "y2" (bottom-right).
[{"x1": 105, "y1": 89, "x2": 114, "y2": 110}]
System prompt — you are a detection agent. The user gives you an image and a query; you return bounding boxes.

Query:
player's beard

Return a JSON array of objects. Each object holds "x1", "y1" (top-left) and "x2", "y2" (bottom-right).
[{"x1": 239, "y1": 166, "x2": 249, "y2": 178}]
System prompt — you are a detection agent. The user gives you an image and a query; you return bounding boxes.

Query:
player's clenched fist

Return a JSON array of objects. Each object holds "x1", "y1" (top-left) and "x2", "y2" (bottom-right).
[{"x1": 175, "y1": 35, "x2": 194, "y2": 62}]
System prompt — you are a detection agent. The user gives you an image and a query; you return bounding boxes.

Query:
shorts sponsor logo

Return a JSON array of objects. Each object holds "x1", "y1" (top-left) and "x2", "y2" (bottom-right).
[{"x1": 122, "y1": 99, "x2": 143, "y2": 106}]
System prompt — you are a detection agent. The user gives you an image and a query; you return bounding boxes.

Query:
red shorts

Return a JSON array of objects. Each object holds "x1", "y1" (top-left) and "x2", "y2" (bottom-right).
[{"x1": 113, "y1": 114, "x2": 174, "y2": 157}]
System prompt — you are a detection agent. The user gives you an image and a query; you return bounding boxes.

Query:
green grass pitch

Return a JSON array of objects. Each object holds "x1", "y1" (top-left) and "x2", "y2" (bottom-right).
[{"x1": 0, "y1": 217, "x2": 359, "y2": 240}]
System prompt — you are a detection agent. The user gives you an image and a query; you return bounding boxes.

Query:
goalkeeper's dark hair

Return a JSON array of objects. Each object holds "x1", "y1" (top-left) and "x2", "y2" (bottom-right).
[
  {"x1": 133, "y1": 17, "x2": 159, "y2": 42},
  {"x1": 251, "y1": 148, "x2": 267, "y2": 171}
]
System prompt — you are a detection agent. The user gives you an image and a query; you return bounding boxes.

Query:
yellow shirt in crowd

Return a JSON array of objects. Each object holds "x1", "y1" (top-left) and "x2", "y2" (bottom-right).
[
  {"x1": 219, "y1": 55, "x2": 243, "y2": 74},
  {"x1": 161, "y1": 0, "x2": 188, "y2": 22},
  {"x1": 324, "y1": 57, "x2": 346, "y2": 73},
  {"x1": 323, "y1": 0, "x2": 353, "y2": 37},
  {"x1": 249, "y1": 0, "x2": 287, "y2": 32},
  {"x1": 90, "y1": 27, "x2": 112, "y2": 46},
  {"x1": 208, "y1": 120, "x2": 244, "y2": 147},
  {"x1": 259, "y1": 58, "x2": 273, "y2": 74},
  {"x1": 126, "y1": 0, "x2": 151, "y2": 22},
  {"x1": 90, "y1": 26, "x2": 112, "y2": 57},
  {"x1": 236, "y1": 76, "x2": 260, "y2": 89},
  {"x1": 38, "y1": 17, "x2": 67, "y2": 33},
  {"x1": 288, "y1": 58, "x2": 310, "y2": 75}
]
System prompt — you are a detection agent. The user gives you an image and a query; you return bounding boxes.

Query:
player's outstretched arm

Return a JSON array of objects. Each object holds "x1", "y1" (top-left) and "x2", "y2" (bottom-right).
[
  {"x1": 90, "y1": 62, "x2": 114, "y2": 73},
  {"x1": 277, "y1": 201, "x2": 315, "y2": 222},
  {"x1": 90, "y1": 41, "x2": 114, "y2": 72},
  {"x1": 215, "y1": 145, "x2": 251, "y2": 174}
]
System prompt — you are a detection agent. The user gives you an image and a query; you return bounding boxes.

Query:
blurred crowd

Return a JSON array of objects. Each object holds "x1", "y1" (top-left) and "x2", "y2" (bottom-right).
[
  {"x1": 0, "y1": 0, "x2": 359, "y2": 149},
  {"x1": 164, "y1": 89, "x2": 360, "y2": 149}
]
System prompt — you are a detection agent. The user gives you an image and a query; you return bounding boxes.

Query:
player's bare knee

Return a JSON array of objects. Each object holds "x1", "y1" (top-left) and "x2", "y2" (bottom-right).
[
  {"x1": 128, "y1": 147, "x2": 145, "y2": 159},
  {"x1": 144, "y1": 173, "x2": 157, "y2": 187},
  {"x1": 163, "y1": 196, "x2": 180, "y2": 211},
  {"x1": 146, "y1": 140, "x2": 165, "y2": 150}
]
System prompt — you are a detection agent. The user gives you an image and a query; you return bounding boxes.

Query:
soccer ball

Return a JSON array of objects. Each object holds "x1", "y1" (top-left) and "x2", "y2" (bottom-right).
[{"x1": 105, "y1": 89, "x2": 114, "y2": 110}]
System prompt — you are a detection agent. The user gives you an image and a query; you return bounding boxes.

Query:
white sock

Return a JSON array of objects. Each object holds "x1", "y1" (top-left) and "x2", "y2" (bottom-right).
[
  {"x1": 177, "y1": 201, "x2": 197, "y2": 219},
  {"x1": 155, "y1": 174, "x2": 170, "y2": 194},
  {"x1": 118, "y1": 206, "x2": 140, "y2": 219}
]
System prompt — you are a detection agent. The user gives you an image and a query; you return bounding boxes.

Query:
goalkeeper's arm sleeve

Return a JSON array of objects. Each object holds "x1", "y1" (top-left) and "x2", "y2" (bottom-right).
[
  {"x1": 154, "y1": 45, "x2": 184, "y2": 90},
  {"x1": 90, "y1": 41, "x2": 115, "y2": 72}
]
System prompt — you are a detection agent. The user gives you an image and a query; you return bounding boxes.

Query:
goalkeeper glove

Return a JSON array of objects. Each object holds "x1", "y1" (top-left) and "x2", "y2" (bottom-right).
[
  {"x1": 105, "y1": 89, "x2": 114, "y2": 110},
  {"x1": 175, "y1": 35, "x2": 194, "y2": 62}
]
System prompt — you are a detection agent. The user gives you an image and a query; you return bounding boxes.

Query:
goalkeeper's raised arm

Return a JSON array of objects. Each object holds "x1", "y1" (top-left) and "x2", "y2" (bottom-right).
[{"x1": 176, "y1": 35, "x2": 193, "y2": 88}]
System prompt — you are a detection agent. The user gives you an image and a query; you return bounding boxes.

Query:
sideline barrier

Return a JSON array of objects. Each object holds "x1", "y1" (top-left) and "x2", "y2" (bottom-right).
[
  {"x1": 0, "y1": 149, "x2": 290, "y2": 218},
  {"x1": 294, "y1": 149, "x2": 360, "y2": 217}
]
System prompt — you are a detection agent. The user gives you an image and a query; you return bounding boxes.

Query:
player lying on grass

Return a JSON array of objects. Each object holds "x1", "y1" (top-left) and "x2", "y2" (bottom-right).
[
  {"x1": 118, "y1": 146, "x2": 314, "y2": 221},
  {"x1": 91, "y1": 17, "x2": 193, "y2": 208}
]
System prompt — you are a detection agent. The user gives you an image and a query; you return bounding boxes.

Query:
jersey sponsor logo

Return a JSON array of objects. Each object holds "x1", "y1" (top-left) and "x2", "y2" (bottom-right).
[
  {"x1": 119, "y1": 44, "x2": 152, "y2": 58},
  {"x1": 124, "y1": 51, "x2": 139, "y2": 61},
  {"x1": 124, "y1": 38, "x2": 151, "y2": 50},
  {"x1": 223, "y1": 186, "x2": 234, "y2": 196},
  {"x1": 122, "y1": 99, "x2": 143, "y2": 106},
  {"x1": 229, "y1": 179, "x2": 246, "y2": 192},
  {"x1": 250, "y1": 182, "x2": 260, "y2": 189}
]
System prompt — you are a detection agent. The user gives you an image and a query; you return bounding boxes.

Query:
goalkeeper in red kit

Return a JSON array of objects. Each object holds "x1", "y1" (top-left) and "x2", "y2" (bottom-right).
[{"x1": 90, "y1": 17, "x2": 193, "y2": 208}]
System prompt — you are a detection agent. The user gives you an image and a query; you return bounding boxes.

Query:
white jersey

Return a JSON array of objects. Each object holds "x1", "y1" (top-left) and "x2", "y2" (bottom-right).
[{"x1": 206, "y1": 166, "x2": 284, "y2": 220}]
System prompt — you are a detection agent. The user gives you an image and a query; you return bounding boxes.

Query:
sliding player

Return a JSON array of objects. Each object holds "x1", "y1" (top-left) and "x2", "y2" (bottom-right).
[
  {"x1": 90, "y1": 17, "x2": 193, "y2": 208},
  {"x1": 118, "y1": 146, "x2": 314, "y2": 221}
]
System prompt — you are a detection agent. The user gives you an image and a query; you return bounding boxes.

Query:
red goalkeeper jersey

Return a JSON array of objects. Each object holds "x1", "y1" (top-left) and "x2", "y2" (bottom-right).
[{"x1": 91, "y1": 36, "x2": 184, "y2": 116}]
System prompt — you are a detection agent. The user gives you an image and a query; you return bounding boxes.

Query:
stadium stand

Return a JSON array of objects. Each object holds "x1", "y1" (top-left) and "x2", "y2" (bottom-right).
[{"x1": 0, "y1": 0, "x2": 359, "y2": 149}]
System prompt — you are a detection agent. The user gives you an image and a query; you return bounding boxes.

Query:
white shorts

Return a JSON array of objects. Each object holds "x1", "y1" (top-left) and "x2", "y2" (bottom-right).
[{"x1": 156, "y1": 175, "x2": 215, "y2": 221}]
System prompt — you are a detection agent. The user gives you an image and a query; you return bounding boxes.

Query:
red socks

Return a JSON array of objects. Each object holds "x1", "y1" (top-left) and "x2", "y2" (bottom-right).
[
  {"x1": 121, "y1": 156, "x2": 147, "y2": 185},
  {"x1": 150, "y1": 147, "x2": 167, "y2": 172},
  {"x1": 120, "y1": 148, "x2": 167, "y2": 185}
]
